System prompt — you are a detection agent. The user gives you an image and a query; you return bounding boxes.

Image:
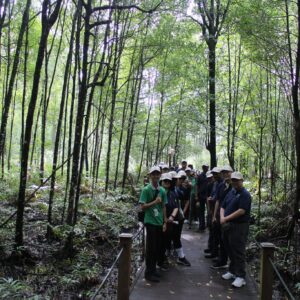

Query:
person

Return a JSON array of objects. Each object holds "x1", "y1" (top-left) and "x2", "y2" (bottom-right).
[
  {"x1": 203, "y1": 171, "x2": 215, "y2": 253},
  {"x1": 195, "y1": 164, "x2": 209, "y2": 230},
  {"x1": 161, "y1": 164, "x2": 170, "y2": 174},
  {"x1": 139, "y1": 166, "x2": 167, "y2": 282},
  {"x1": 188, "y1": 168, "x2": 198, "y2": 227},
  {"x1": 172, "y1": 171, "x2": 191, "y2": 266},
  {"x1": 220, "y1": 171, "x2": 252, "y2": 288},
  {"x1": 178, "y1": 160, "x2": 187, "y2": 171},
  {"x1": 211, "y1": 165, "x2": 233, "y2": 269},
  {"x1": 205, "y1": 167, "x2": 222, "y2": 259},
  {"x1": 160, "y1": 173, "x2": 179, "y2": 266}
]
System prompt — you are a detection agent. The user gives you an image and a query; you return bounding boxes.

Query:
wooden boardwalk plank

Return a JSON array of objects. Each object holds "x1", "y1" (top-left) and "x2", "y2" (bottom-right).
[{"x1": 130, "y1": 227, "x2": 258, "y2": 300}]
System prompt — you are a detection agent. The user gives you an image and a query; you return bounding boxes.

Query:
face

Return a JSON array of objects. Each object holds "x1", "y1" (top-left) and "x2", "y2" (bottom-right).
[
  {"x1": 150, "y1": 171, "x2": 161, "y2": 184},
  {"x1": 162, "y1": 180, "x2": 171, "y2": 189},
  {"x1": 162, "y1": 168, "x2": 169, "y2": 174},
  {"x1": 212, "y1": 172, "x2": 220, "y2": 180},
  {"x1": 177, "y1": 177, "x2": 185, "y2": 186},
  {"x1": 222, "y1": 171, "x2": 232, "y2": 181},
  {"x1": 186, "y1": 171, "x2": 191, "y2": 177},
  {"x1": 231, "y1": 179, "x2": 243, "y2": 189},
  {"x1": 203, "y1": 166, "x2": 209, "y2": 173},
  {"x1": 182, "y1": 162, "x2": 187, "y2": 169}
]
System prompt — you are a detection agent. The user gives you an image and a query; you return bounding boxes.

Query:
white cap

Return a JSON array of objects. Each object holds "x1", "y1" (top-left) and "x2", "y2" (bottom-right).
[
  {"x1": 206, "y1": 171, "x2": 213, "y2": 178},
  {"x1": 211, "y1": 167, "x2": 221, "y2": 173},
  {"x1": 202, "y1": 164, "x2": 209, "y2": 167},
  {"x1": 160, "y1": 173, "x2": 172, "y2": 182},
  {"x1": 174, "y1": 170, "x2": 187, "y2": 178},
  {"x1": 168, "y1": 171, "x2": 177, "y2": 178},
  {"x1": 185, "y1": 167, "x2": 192, "y2": 172},
  {"x1": 221, "y1": 165, "x2": 233, "y2": 172},
  {"x1": 158, "y1": 161, "x2": 165, "y2": 167},
  {"x1": 162, "y1": 164, "x2": 169, "y2": 170},
  {"x1": 231, "y1": 171, "x2": 244, "y2": 180},
  {"x1": 149, "y1": 166, "x2": 161, "y2": 174}
]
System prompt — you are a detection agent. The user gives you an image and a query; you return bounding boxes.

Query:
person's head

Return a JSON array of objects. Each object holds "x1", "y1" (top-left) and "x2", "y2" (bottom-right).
[
  {"x1": 185, "y1": 167, "x2": 192, "y2": 177},
  {"x1": 162, "y1": 164, "x2": 169, "y2": 174},
  {"x1": 231, "y1": 172, "x2": 244, "y2": 190},
  {"x1": 206, "y1": 171, "x2": 213, "y2": 182},
  {"x1": 188, "y1": 164, "x2": 193, "y2": 169},
  {"x1": 175, "y1": 170, "x2": 187, "y2": 186},
  {"x1": 211, "y1": 167, "x2": 221, "y2": 180},
  {"x1": 181, "y1": 160, "x2": 187, "y2": 169},
  {"x1": 148, "y1": 166, "x2": 161, "y2": 184},
  {"x1": 160, "y1": 173, "x2": 172, "y2": 190},
  {"x1": 202, "y1": 164, "x2": 209, "y2": 173},
  {"x1": 221, "y1": 165, "x2": 233, "y2": 181}
]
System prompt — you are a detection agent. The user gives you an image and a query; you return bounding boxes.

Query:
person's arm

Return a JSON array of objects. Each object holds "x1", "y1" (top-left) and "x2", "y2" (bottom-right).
[
  {"x1": 213, "y1": 200, "x2": 219, "y2": 222},
  {"x1": 140, "y1": 196, "x2": 161, "y2": 211},
  {"x1": 168, "y1": 208, "x2": 179, "y2": 222},
  {"x1": 183, "y1": 199, "x2": 189, "y2": 215},
  {"x1": 220, "y1": 208, "x2": 245, "y2": 224}
]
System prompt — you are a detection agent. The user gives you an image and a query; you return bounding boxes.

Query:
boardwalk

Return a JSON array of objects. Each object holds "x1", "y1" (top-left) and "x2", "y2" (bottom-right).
[{"x1": 131, "y1": 227, "x2": 258, "y2": 300}]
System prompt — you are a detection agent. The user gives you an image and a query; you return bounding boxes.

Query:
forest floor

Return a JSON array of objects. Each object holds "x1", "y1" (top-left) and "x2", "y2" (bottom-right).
[{"x1": 0, "y1": 179, "x2": 299, "y2": 299}]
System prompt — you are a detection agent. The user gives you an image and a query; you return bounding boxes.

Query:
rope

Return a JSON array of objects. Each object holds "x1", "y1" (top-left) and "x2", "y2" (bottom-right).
[
  {"x1": 268, "y1": 257, "x2": 296, "y2": 300},
  {"x1": 91, "y1": 247, "x2": 124, "y2": 300}
]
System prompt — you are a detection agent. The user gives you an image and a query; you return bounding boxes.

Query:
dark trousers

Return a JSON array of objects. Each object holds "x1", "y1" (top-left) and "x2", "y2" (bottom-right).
[
  {"x1": 172, "y1": 220, "x2": 183, "y2": 249},
  {"x1": 222, "y1": 222, "x2": 249, "y2": 278},
  {"x1": 145, "y1": 223, "x2": 163, "y2": 276},
  {"x1": 197, "y1": 197, "x2": 206, "y2": 229},
  {"x1": 212, "y1": 219, "x2": 228, "y2": 263}
]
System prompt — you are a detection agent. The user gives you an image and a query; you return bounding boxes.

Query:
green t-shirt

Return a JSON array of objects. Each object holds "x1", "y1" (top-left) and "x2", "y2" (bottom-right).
[
  {"x1": 189, "y1": 176, "x2": 197, "y2": 196},
  {"x1": 139, "y1": 183, "x2": 167, "y2": 226}
]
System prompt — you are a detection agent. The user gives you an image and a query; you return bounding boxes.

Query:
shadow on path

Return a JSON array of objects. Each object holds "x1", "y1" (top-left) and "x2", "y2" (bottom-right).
[{"x1": 130, "y1": 226, "x2": 258, "y2": 300}]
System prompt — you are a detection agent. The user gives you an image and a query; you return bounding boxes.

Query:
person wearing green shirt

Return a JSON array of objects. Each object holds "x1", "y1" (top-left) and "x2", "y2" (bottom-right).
[{"x1": 139, "y1": 166, "x2": 167, "y2": 282}]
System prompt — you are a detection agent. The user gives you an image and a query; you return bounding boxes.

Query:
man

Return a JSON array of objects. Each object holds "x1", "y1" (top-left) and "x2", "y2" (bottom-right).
[
  {"x1": 139, "y1": 166, "x2": 167, "y2": 282},
  {"x1": 161, "y1": 164, "x2": 170, "y2": 174},
  {"x1": 195, "y1": 164, "x2": 209, "y2": 230},
  {"x1": 205, "y1": 167, "x2": 222, "y2": 259},
  {"x1": 220, "y1": 171, "x2": 252, "y2": 288},
  {"x1": 211, "y1": 165, "x2": 233, "y2": 269},
  {"x1": 178, "y1": 160, "x2": 187, "y2": 171}
]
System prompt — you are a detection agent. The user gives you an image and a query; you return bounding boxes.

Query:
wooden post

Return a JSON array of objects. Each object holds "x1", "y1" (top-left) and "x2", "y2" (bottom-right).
[
  {"x1": 117, "y1": 233, "x2": 133, "y2": 300},
  {"x1": 260, "y1": 242, "x2": 275, "y2": 300}
]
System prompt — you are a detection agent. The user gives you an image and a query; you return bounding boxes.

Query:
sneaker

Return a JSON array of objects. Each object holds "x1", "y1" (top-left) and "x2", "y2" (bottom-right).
[
  {"x1": 184, "y1": 220, "x2": 189, "y2": 224},
  {"x1": 204, "y1": 248, "x2": 211, "y2": 253},
  {"x1": 222, "y1": 272, "x2": 236, "y2": 280},
  {"x1": 145, "y1": 274, "x2": 160, "y2": 282},
  {"x1": 158, "y1": 263, "x2": 169, "y2": 271},
  {"x1": 232, "y1": 277, "x2": 246, "y2": 288},
  {"x1": 211, "y1": 262, "x2": 228, "y2": 269},
  {"x1": 177, "y1": 257, "x2": 191, "y2": 266}
]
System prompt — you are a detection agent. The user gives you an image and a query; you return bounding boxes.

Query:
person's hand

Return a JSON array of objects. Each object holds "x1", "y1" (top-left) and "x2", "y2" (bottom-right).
[
  {"x1": 163, "y1": 223, "x2": 167, "y2": 232},
  {"x1": 168, "y1": 215, "x2": 174, "y2": 223},
  {"x1": 195, "y1": 201, "x2": 200, "y2": 208},
  {"x1": 207, "y1": 196, "x2": 212, "y2": 201},
  {"x1": 212, "y1": 216, "x2": 216, "y2": 223},
  {"x1": 155, "y1": 197, "x2": 162, "y2": 204},
  {"x1": 220, "y1": 216, "x2": 226, "y2": 224}
]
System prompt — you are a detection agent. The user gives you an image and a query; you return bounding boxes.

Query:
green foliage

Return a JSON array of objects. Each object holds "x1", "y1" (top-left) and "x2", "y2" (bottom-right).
[{"x1": 0, "y1": 278, "x2": 32, "y2": 299}]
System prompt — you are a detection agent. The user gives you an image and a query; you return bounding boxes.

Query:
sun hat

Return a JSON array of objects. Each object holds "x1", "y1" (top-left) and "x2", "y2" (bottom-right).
[
  {"x1": 231, "y1": 171, "x2": 244, "y2": 180},
  {"x1": 160, "y1": 173, "x2": 172, "y2": 182},
  {"x1": 211, "y1": 167, "x2": 221, "y2": 173},
  {"x1": 149, "y1": 166, "x2": 161, "y2": 174},
  {"x1": 221, "y1": 165, "x2": 233, "y2": 172}
]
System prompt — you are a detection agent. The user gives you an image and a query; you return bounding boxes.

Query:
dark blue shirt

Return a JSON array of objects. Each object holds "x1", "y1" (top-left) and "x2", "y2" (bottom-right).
[
  {"x1": 211, "y1": 179, "x2": 223, "y2": 203},
  {"x1": 196, "y1": 172, "x2": 207, "y2": 197},
  {"x1": 165, "y1": 190, "x2": 179, "y2": 217},
  {"x1": 222, "y1": 187, "x2": 251, "y2": 223}
]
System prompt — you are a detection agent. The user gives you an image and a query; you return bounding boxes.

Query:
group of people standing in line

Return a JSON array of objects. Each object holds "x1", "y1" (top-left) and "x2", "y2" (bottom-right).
[{"x1": 139, "y1": 159, "x2": 252, "y2": 289}]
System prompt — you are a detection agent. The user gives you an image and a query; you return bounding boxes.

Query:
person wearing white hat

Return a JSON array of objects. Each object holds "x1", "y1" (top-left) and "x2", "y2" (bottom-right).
[
  {"x1": 161, "y1": 164, "x2": 170, "y2": 174},
  {"x1": 211, "y1": 165, "x2": 233, "y2": 269},
  {"x1": 205, "y1": 166, "x2": 223, "y2": 259},
  {"x1": 172, "y1": 170, "x2": 191, "y2": 267},
  {"x1": 139, "y1": 166, "x2": 168, "y2": 282},
  {"x1": 220, "y1": 171, "x2": 252, "y2": 288}
]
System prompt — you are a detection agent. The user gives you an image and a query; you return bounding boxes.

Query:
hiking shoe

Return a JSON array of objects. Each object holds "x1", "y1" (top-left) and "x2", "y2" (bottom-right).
[
  {"x1": 211, "y1": 262, "x2": 228, "y2": 269},
  {"x1": 177, "y1": 257, "x2": 191, "y2": 266},
  {"x1": 204, "y1": 248, "x2": 211, "y2": 253},
  {"x1": 158, "y1": 263, "x2": 169, "y2": 271},
  {"x1": 232, "y1": 277, "x2": 246, "y2": 288},
  {"x1": 153, "y1": 271, "x2": 161, "y2": 278},
  {"x1": 145, "y1": 274, "x2": 160, "y2": 282},
  {"x1": 222, "y1": 272, "x2": 236, "y2": 280}
]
